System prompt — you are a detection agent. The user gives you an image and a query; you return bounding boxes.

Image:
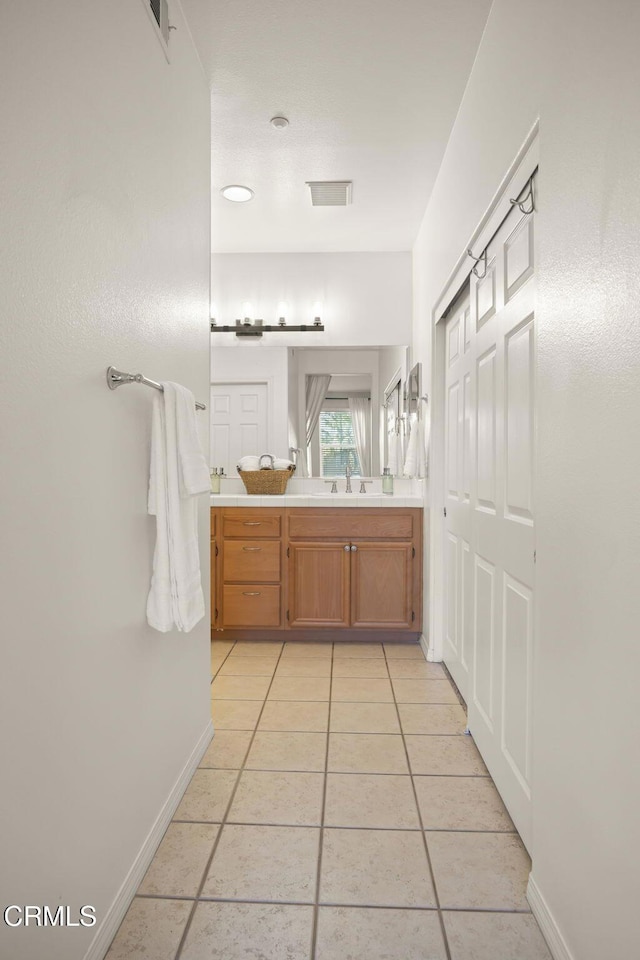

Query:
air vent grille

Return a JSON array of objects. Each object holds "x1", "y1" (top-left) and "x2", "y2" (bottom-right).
[{"x1": 306, "y1": 181, "x2": 352, "y2": 206}]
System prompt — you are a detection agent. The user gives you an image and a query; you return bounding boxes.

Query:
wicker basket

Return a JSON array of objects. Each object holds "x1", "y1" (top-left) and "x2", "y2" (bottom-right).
[{"x1": 238, "y1": 465, "x2": 295, "y2": 495}]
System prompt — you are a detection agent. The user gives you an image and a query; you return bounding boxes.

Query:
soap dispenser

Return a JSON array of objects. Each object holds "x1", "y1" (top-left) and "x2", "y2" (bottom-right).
[
  {"x1": 382, "y1": 467, "x2": 394, "y2": 496},
  {"x1": 210, "y1": 468, "x2": 220, "y2": 494}
]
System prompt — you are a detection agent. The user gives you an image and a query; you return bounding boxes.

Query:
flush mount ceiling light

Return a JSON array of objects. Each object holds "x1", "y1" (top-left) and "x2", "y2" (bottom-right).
[
  {"x1": 306, "y1": 181, "x2": 352, "y2": 206},
  {"x1": 221, "y1": 184, "x2": 254, "y2": 202},
  {"x1": 270, "y1": 116, "x2": 289, "y2": 128}
]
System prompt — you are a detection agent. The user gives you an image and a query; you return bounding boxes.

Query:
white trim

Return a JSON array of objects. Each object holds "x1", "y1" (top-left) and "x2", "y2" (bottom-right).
[
  {"x1": 527, "y1": 874, "x2": 576, "y2": 960},
  {"x1": 83, "y1": 720, "x2": 214, "y2": 960},
  {"x1": 433, "y1": 120, "x2": 539, "y2": 326},
  {"x1": 419, "y1": 633, "x2": 436, "y2": 662}
]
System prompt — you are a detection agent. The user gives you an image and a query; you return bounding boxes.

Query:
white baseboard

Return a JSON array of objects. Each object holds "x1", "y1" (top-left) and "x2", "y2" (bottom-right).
[
  {"x1": 84, "y1": 720, "x2": 214, "y2": 960},
  {"x1": 527, "y1": 874, "x2": 575, "y2": 960},
  {"x1": 420, "y1": 634, "x2": 437, "y2": 661}
]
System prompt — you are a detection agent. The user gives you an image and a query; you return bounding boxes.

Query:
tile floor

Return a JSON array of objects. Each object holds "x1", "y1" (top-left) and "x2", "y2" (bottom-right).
[{"x1": 106, "y1": 640, "x2": 552, "y2": 960}]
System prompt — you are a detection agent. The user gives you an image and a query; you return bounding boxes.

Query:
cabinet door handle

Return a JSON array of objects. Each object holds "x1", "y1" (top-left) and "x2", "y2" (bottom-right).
[
  {"x1": 350, "y1": 544, "x2": 358, "y2": 552},
  {"x1": 242, "y1": 591, "x2": 262, "y2": 596},
  {"x1": 343, "y1": 544, "x2": 351, "y2": 552},
  {"x1": 242, "y1": 546, "x2": 262, "y2": 552},
  {"x1": 243, "y1": 521, "x2": 262, "y2": 526}
]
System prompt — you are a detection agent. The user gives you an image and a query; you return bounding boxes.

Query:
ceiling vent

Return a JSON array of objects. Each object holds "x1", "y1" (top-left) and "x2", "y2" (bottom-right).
[{"x1": 306, "y1": 181, "x2": 352, "y2": 207}]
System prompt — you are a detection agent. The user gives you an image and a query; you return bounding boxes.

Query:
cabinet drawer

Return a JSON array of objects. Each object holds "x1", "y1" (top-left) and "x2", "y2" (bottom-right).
[
  {"x1": 224, "y1": 540, "x2": 281, "y2": 583},
  {"x1": 288, "y1": 511, "x2": 414, "y2": 541},
  {"x1": 223, "y1": 514, "x2": 281, "y2": 539},
  {"x1": 222, "y1": 584, "x2": 281, "y2": 628}
]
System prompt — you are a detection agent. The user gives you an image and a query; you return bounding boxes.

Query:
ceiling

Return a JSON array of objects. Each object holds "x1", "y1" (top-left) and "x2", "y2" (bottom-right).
[{"x1": 181, "y1": 0, "x2": 492, "y2": 253}]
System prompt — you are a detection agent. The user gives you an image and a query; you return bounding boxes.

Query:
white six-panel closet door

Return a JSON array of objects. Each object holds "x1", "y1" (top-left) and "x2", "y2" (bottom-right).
[{"x1": 444, "y1": 199, "x2": 536, "y2": 850}]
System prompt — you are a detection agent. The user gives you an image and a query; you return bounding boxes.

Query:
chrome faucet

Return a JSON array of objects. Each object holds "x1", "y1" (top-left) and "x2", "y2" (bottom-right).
[{"x1": 345, "y1": 462, "x2": 353, "y2": 494}]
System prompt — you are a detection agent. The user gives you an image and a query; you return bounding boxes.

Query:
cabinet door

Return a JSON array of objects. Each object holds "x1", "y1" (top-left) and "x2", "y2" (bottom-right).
[
  {"x1": 350, "y1": 542, "x2": 414, "y2": 630},
  {"x1": 288, "y1": 542, "x2": 350, "y2": 628}
]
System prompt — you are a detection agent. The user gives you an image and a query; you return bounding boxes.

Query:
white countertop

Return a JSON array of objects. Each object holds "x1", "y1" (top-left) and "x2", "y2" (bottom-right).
[{"x1": 209, "y1": 493, "x2": 423, "y2": 507}]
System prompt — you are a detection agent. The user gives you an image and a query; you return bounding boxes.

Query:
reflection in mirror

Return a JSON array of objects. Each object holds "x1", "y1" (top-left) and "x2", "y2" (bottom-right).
[
  {"x1": 406, "y1": 361, "x2": 423, "y2": 416},
  {"x1": 307, "y1": 373, "x2": 372, "y2": 478},
  {"x1": 403, "y1": 361, "x2": 429, "y2": 479},
  {"x1": 293, "y1": 346, "x2": 409, "y2": 478},
  {"x1": 383, "y1": 374, "x2": 404, "y2": 477},
  {"x1": 210, "y1": 343, "x2": 409, "y2": 478}
]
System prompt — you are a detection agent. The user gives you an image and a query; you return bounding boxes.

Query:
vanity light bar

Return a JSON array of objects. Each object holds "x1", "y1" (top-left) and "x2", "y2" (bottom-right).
[{"x1": 211, "y1": 321, "x2": 324, "y2": 337}]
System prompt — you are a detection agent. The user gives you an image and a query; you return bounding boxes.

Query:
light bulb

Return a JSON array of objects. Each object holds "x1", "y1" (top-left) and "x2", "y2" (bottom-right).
[{"x1": 221, "y1": 185, "x2": 254, "y2": 202}]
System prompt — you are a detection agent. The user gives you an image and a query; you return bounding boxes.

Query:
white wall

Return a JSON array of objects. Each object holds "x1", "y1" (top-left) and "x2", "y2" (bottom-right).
[
  {"x1": 0, "y1": 4, "x2": 211, "y2": 959},
  {"x1": 211, "y1": 251, "x2": 412, "y2": 346},
  {"x1": 412, "y1": 1, "x2": 640, "y2": 957},
  {"x1": 210, "y1": 345, "x2": 290, "y2": 459}
]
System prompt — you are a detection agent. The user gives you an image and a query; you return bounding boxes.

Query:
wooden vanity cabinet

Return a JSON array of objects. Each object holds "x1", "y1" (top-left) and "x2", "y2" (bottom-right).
[
  {"x1": 288, "y1": 539, "x2": 415, "y2": 631},
  {"x1": 218, "y1": 508, "x2": 285, "y2": 630},
  {"x1": 287, "y1": 509, "x2": 422, "y2": 635},
  {"x1": 213, "y1": 506, "x2": 422, "y2": 640}
]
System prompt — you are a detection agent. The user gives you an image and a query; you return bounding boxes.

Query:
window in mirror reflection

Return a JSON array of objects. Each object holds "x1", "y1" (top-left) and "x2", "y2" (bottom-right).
[{"x1": 319, "y1": 409, "x2": 362, "y2": 477}]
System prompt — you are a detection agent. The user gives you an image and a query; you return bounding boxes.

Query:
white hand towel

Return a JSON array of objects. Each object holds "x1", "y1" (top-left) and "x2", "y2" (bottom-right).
[
  {"x1": 147, "y1": 382, "x2": 210, "y2": 633},
  {"x1": 403, "y1": 411, "x2": 429, "y2": 478}
]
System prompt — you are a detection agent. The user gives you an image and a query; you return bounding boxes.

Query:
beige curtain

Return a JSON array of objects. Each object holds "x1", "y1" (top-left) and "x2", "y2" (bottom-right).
[
  {"x1": 304, "y1": 375, "x2": 331, "y2": 476},
  {"x1": 348, "y1": 396, "x2": 370, "y2": 475}
]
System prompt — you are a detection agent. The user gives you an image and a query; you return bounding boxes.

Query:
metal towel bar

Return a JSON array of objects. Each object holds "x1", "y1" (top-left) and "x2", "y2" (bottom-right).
[{"x1": 106, "y1": 366, "x2": 206, "y2": 410}]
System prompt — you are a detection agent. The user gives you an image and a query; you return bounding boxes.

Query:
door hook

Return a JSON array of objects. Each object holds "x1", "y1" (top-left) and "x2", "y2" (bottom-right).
[
  {"x1": 509, "y1": 176, "x2": 535, "y2": 215},
  {"x1": 467, "y1": 247, "x2": 488, "y2": 279}
]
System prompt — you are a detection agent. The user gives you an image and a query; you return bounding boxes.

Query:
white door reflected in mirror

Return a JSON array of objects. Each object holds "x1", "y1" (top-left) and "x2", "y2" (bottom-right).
[{"x1": 210, "y1": 382, "x2": 268, "y2": 476}]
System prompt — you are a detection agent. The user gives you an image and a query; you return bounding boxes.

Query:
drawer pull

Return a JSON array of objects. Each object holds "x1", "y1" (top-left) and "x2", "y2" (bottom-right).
[
  {"x1": 242, "y1": 546, "x2": 262, "y2": 552},
  {"x1": 242, "y1": 591, "x2": 262, "y2": 596},
  {"x1": 243, "y1": 521, "x2": 262, "y2": 526}
]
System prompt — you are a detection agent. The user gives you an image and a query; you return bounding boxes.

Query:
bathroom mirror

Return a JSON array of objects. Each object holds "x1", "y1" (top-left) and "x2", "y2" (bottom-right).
[{"x1": 210, "y1": 343, "x2": 410, "y2": 477}]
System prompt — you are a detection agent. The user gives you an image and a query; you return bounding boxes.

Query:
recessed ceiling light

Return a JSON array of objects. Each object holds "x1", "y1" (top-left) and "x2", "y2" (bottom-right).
[
  {"x1": 221, "y1": 185, "x2": 254, "y2": 202},
  {"x1": 270, "y1": 116, "x2": 289, "y2": 129}
]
